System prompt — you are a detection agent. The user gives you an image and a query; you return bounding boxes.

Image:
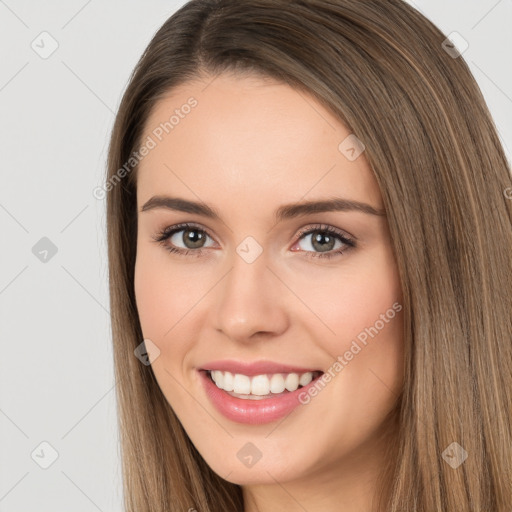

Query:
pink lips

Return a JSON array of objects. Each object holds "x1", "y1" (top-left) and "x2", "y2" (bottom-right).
[{"x1": 197, "y1": 360, "x2": 324, "y2": 425}]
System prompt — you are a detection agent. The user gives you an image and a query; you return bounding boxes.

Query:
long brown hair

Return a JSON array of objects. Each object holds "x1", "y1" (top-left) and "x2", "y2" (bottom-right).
[{"x1": 105, "y1": 1, "x2": 512, "y2": 510}]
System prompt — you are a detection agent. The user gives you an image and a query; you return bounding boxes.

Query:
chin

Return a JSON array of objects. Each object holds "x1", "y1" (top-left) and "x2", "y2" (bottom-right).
[{"x1": 201, "y1": 448, "x2": 307, "y2": 486}]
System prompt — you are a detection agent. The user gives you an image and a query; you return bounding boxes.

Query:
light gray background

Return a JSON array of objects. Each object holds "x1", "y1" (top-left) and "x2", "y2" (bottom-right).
[{"x1": 0, "y1": 1, "x2": 510, "y2": 510}]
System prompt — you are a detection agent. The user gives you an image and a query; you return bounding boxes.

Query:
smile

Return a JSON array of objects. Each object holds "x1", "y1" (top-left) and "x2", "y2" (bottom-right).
[
  {"x1": 208, "y1": 370, "x2": 323, "y2": 398},
  {"x1": 198, "y1": 368, "x2": 325, "y2": 425}
]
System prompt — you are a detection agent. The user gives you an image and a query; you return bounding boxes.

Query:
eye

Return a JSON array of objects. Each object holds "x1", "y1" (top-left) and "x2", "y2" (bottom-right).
[
  {"x1": 152, "y1": 222, "x2": 356, "y2": 260},
  {"x1": 152, "y1": 223, "x2": 215, "y2": 257},
  {"x1": 292, "y1": 224, "x2": 356, "y2": 260}
]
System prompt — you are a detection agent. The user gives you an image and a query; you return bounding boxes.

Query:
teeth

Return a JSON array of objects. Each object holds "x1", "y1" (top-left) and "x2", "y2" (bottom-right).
[
  {"x1": 285, "y1": 373, "x2": 299, "y2": 391},
  {"x1": 233, "y1": 373, "x2": 251, "y2": 394},
  {"x1": 270, "y1": 373, "x2": 286, "y2": 394},
  {"x1": 210, "y1": 370, "x2": 319, "y2": 396},
  {"x1": 223, "y1": 371, "x2": 234, "y2": 391},
  {"x1": 212, "y1": 370, "x2": 224, "y2": 388},
  {"x1": 299, "y1": 372, "x2": 314, "y2": 386},
  {"x1": 251, "y1": 374, "x2": 270, "y2": 395}
]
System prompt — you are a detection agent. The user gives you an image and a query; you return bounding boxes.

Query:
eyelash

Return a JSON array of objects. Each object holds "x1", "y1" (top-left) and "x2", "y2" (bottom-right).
[{"x1": 152, "y1": 222, "x2": 356, "y2": 260}]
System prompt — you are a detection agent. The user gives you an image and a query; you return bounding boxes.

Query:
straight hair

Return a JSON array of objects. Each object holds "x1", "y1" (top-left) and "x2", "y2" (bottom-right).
[{"x1": 106, "y1": 1, "x2": 512, "y2": 510}]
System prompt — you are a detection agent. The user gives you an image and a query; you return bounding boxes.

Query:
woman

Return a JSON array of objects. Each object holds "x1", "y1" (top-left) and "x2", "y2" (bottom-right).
[{"x1": 105, "y1": 1, "x2": 512, "y2": 510}]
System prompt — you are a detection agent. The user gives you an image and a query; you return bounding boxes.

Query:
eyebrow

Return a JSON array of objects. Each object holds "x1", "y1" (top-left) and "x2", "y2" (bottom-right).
[{"x1": 140, "y1": 195, "x2": 386, "y2": 220}]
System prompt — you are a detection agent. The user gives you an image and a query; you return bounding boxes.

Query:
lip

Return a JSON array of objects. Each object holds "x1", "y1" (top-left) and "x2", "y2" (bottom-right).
[
  {"x1": 198, "y1": 359, "x2": 321, "y2": 377},
  {"x1": 199, "y1": 369, "x2": 324, "y2": 425}
]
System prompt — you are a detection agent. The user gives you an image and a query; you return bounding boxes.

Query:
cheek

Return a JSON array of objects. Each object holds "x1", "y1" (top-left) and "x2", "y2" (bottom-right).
[
  {"x1": 133, "y1": 249, "x2": 197, "y2": 404},
  {"x1": 292, "y1": 248, "x2": 404, "y2": 399},
  {"x1": 134, "y1": 245, "x2": 203, "y2": 339},
  {"x1": 134, "y1": 262, "x2": 171, "y2": 340},
  {"x1": 292, "y1": 250, "x2": 402, "y2": 348}
]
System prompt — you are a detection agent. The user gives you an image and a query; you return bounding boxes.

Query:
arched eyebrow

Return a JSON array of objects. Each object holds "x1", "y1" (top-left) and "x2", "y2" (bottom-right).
[{"x1": 140, "y1": 195, "x2": 386, "y2": 220}]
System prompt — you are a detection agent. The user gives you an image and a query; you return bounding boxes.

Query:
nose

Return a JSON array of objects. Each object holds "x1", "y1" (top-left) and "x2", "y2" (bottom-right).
[{"x1": 214, "y1": 247, "x2": 289, "y2": 343}]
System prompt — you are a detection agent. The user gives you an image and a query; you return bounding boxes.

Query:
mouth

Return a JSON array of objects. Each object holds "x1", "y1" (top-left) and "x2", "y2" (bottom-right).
[{"x1": 198, "y1": 368, "x2": 325, "y2": 425}]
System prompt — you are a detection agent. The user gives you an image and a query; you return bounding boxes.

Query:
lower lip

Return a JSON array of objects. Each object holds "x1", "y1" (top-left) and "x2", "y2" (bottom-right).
[{"x1": 199, "y1": 370, "x2": 322, "y2": 425}]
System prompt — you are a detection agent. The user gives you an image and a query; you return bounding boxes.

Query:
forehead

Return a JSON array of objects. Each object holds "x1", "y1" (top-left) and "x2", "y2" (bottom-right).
[{"x1": 136, "y1": 73, "x2": 383, "y2": 213}]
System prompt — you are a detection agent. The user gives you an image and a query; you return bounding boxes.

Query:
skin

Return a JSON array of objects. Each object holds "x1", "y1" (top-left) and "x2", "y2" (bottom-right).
[{"x1": 134, "y1": 72, "x2": 404, "y2": 512}]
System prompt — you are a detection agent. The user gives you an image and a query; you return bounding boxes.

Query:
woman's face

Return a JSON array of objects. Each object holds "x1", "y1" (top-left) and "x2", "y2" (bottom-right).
[{"x1": 134, "y1": 72, "x2": 404, "y2": 488}]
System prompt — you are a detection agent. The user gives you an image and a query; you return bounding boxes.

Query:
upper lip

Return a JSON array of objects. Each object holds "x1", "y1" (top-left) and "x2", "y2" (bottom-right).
[{"x1": 199, "y1": 359, "x2": 323, "y2": 376}]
